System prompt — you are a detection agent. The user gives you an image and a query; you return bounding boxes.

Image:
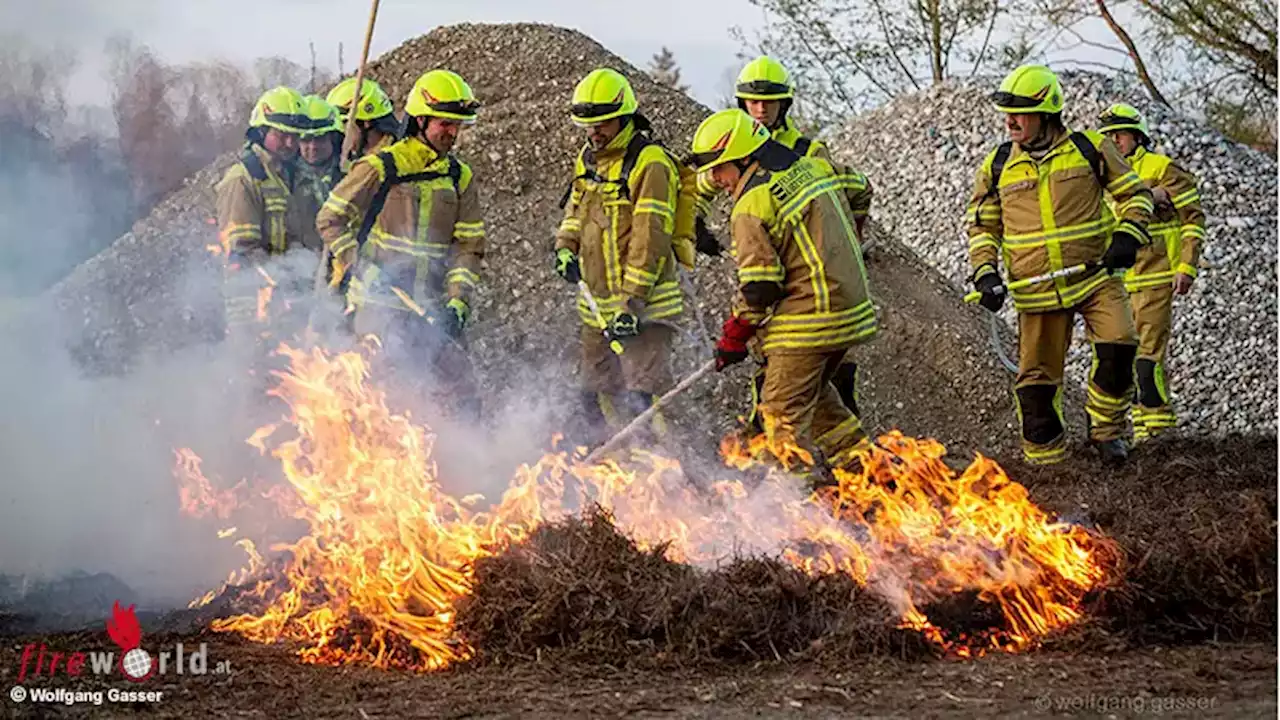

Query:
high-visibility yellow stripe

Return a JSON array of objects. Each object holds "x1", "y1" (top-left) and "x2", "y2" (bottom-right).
[
  {"x1": 1171, "y1": 188, "x2": 1200, "y2": 207},
  {"x1": 739, "y1": 265, "x2": 786, "y2": 283},
  {"x1": 793, "y1": 223, "x2": 830, "y2": 313}
]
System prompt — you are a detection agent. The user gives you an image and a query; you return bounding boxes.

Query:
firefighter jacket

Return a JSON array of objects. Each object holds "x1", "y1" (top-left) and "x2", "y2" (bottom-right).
[
  {"x1": 555, "y1": 121, "x2": 683, "y2": 328},
  {"x1": 1116, "y1": 146, "x2": 1206, "y2": 292},
  {"x1": 214, "y1": 144, "x2": 322, "y2": 327},
  {"x1": 727, "y1": 154, "x2": 878, "y2": 355},
  {"x1": 215, "y1": 143, "x2": 322, "y2": 258},
  {"x1": 695, "y1": 118, "x2": 872, "y2": 232},
  {"x1": 966, "y1": 129, "x2": 1154, "y2": 312},
  {"x1": 316, "y1": 135, "x2": 485, "y2": 315}
]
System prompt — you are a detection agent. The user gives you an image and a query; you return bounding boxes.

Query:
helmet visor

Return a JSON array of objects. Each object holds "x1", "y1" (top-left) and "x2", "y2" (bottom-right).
[
  {"x1": 688, "y1": 148, "x2": 727, "y2": 170},
  {"x1": 1098, "y1": 111, "x2": 1138, "y2": 128},
  {"x1": 736, "y1": 79, "x2": 790, "y2": 97},
  {"x1": 264, "y1": 112, "x2": 313, "y2": 133},
  {"x1": 989, "y1": 91, "x2": 1045, "y2": 110},
  {"x1": 427, "y1": 99, "x2": 480, "y2": 117},
  {"x1": 570, "y1": 101, "x2": 623, "y2": 122}
]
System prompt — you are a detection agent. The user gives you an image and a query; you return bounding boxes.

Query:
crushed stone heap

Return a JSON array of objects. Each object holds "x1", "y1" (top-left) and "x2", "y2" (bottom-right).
[
  {"x1": 832, "y1": 72, "x2": 1278, "y2": 436},
  {"x1": 45, "y1": 23, "x2": 1108, "y2": 459}
]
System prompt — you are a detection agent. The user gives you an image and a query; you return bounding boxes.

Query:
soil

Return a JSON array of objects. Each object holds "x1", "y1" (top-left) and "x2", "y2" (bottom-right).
[{"x1": 0, "y1": 635, "x2": 1273, "y2": 718}]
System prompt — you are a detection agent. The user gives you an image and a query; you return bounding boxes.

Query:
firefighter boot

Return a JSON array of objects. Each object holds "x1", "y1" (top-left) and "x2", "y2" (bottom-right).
[{"x1": 1092, "y1": 437, "x2": 1129, "y2": 466}]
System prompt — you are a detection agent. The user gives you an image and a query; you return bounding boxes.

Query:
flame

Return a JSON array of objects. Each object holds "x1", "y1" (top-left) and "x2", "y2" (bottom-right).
[
  {"x1": 181, "y1": 343, "x2": 1121, "y2": 671},
  {"x1": 174, "y1": 449, "x2": 247, "y2": 519}
]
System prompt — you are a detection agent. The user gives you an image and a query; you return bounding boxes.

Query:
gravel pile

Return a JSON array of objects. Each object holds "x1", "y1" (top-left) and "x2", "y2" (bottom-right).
[
  {"x1": 831, "y1": 71, "x2": 1278, "y2": 436},
  {"x1": 37, "y1": 23, "x2": 1081, "y2": 459}
]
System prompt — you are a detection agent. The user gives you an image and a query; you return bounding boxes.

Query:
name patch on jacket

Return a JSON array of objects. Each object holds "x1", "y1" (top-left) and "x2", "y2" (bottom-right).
[{"x1": 769, "y1": 162, "x2": 820, "y2": 205}]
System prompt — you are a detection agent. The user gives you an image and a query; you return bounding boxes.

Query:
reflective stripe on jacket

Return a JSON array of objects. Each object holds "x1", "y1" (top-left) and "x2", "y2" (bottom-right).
[
  {"x1": 728, "y1": 155, "x2": 878, "y2": 355},
  {"x1": 316, "y1": 136, "x2": 485, "y2": 314},
  {"x1": 966, "y1": 129, "x2": 1154, "y2": 312},
  {"x1": 1116, "y1": 146, "x2": 1206, "y2": 292},
  {"x1": 555, "y1": 122, "x2": 683, "y2": 328}
]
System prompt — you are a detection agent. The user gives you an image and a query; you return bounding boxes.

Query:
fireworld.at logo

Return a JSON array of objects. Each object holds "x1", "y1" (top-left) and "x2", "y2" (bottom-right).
[{"x1": 15, "y1": 601, "x2": 231, "y2": 682}]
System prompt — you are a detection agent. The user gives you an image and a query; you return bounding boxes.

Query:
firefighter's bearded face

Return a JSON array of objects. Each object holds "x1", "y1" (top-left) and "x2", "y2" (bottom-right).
[
  {"x1": 300, "y1": 134, "x2": 335, "y2": 166},
  {"x1": 744, "y1": 99, "x2": 782, "y2": 128},
  {"x1": 423, "y1": 117, "x2": 462, "y2": 153},
  {"x1": 586, "y1": 118, "x2": 623, "y2": 150},
  {"x1": 263, "y1": 128, "x2": 299, "y2": 159},
  {"x1": 1004, "y1": 113, "x2": 1043, "y2": 146}
]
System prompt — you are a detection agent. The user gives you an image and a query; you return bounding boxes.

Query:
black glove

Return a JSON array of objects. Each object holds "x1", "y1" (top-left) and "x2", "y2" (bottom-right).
[
  {"x1": 441, "y1": 298, "x2": 469, "y2": 339},
  {"x1": 694, "y1": 216, "x2": 722, "y2": 257},
  {"x1": 609, "y1": 311, "x2": 640, "y2": 339},
  {"x1": 1102, "y1": 230, "x2": 1142, "y2": 271},
  {"x1": 555, "y1": 248, "x2": 581, "y2": 283},
  {"x1": 974, "y1": 271, "x2": 1006, "y2": 312}
]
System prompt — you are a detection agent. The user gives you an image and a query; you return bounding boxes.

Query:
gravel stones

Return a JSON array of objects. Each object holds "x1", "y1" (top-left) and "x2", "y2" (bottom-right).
[{"x1": 832, "y1": 72, "x2": 1278, "y2": 436}]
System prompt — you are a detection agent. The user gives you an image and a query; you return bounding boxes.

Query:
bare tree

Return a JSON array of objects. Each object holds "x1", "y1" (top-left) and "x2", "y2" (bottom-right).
[
  {"x1": 648, "y1": 46, "x2": 691, "y2": 93},
  {"x1": 734, "y1": 0, "x2": 1026, "y2": 125},
  {"x1": 1137, "y1": 0, "x2": 1276, "y2": 94}
]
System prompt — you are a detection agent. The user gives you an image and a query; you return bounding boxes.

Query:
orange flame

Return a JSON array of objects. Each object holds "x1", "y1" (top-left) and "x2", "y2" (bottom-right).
[{"x1": 180, "y1": 344, "x2": 1121, "y2": 671}]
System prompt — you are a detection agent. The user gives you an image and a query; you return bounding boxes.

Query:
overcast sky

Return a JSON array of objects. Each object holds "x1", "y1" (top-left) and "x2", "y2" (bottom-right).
[{"x1": 11, "y1": 0, "x2": 770, "y2": 108}]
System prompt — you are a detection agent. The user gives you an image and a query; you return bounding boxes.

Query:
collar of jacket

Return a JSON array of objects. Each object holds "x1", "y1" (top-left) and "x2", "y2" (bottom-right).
[
  {"x1": 593, "y1": 120, "x2": 638, "y2": 162},
  {"x1": 388, "y1": 135, "x2": 447, "y2": 173},
  {"x1": 1013, "y1": 125, "x2": 1072, "y2": 163},
  {"x1": 1128, "y1": 145, "x2": 1148, "y2": 162}
]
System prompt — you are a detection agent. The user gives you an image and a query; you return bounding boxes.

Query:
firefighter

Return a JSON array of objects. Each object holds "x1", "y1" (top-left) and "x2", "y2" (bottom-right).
[
  {"x1": 1097, "y1": 103, "x2": 1206, "y2": 442},
  {"x1": 315, "y1": 69, "x2": 486, "y2": 421},
  {"x1": 553, "y1": 67, "x2": 684, "y2": 447},
  {"x1": 966, "y1": 65, "x2": 1154, "y2": 466},
  {"x1": 298, "y1": 94, "x2": 344, "y2": 196},
  {"x1": 214, "y1": 86, "x2": 321, "y2": 341},
  {"x1": 699, "y1": 55, "x2": 872, "y2": 433},
  {"x1": 689, "y1": 108, "x2": 878, "y2": 476},
  {"x1": 324, "y1": 77, "x2": 400, "y2": 166}
]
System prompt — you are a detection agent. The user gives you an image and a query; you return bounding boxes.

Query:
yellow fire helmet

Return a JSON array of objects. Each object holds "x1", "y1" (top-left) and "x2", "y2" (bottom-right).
[
  {"x1": 247, "y1": 86, "x2": 311, "y2": 134},
  {"x1": 1098, "y1": 102, "x2": 1150, "y2": 141},
  {"x1": 688, "y1": 108, "x2": 770, "y2": 173},
  {"x1": 735, "y1": 55, "x2": 794, "y2": 101},
  {"x1": 990, "y1": 64, "x2": 1064, "y2": 115},
  {"x1": 405, "y1": 69, "x2": 481, "y2": 124},
  {"x1": 325, "y1": 77, "x2": 395, "y2": 122},
  {"x1": 299, "y1": 94, "x2": 343, "y2": 137},
  {"x1": 569, "y1": 68, "x2": 638, "y2": 126}
]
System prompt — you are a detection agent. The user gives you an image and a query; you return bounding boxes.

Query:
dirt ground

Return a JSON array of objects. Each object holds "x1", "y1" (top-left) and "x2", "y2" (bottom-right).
[{"x1": 0, "y1": 634, "x2": 1273, "y2": 719}]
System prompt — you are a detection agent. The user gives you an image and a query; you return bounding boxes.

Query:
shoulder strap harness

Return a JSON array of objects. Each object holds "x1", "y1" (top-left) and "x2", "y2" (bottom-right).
[{"x1": 355, "y1": 150, "x2": 462, "y2": 250}]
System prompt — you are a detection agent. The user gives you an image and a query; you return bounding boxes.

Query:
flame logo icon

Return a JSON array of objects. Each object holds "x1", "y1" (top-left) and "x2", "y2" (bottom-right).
[{"x1": 106, "y1": 601, "x2": 155, "y2": 682}]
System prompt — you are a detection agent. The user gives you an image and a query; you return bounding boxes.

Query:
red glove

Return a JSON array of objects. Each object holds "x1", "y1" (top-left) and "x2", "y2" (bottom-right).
[{"x1": 715, "y1": 314, "x2": 756, "y2": 371}]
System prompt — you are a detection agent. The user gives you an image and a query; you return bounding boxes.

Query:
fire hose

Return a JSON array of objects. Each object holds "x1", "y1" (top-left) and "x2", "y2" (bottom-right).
[{"x1": 965, "y1": 263, "x2": 1099, "y2": 375}]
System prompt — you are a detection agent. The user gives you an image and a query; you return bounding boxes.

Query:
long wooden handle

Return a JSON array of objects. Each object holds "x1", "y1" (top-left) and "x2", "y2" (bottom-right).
[
  {"x1": 339, "y1": 0, "x2": 382, "y2": 171},
  {"x1": 305, "y1": 0, "x2": 381, "y2": 347},
  {"x1": 584, "y1": 359, "x2": 717, "y2": 465}
]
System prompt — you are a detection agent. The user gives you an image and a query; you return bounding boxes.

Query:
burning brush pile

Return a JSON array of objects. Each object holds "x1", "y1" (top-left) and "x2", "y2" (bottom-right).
[{"x1": 174, "y1": 341, "x2": 1126, "y2": 672}]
